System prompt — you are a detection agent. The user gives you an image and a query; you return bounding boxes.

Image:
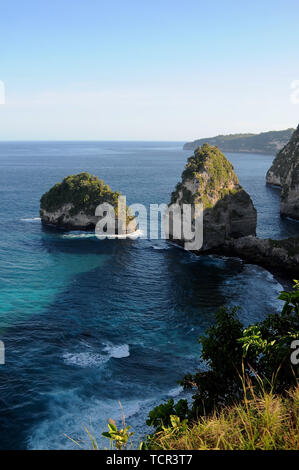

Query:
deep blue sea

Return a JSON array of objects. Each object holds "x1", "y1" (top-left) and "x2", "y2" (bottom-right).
[{"x1": 0, "y1": 141, "x2": 298, "y2": 449}]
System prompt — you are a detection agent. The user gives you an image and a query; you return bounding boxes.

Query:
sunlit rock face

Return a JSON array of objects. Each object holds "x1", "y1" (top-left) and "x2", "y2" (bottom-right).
[{"x1": 266, "y1": 125, "x2": 299, "y2": 220}]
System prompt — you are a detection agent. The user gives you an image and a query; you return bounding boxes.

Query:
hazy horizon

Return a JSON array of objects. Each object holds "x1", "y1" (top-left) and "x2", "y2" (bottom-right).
[{"x1": 0, "y1": 125, "x2": 296, "y2": 144}]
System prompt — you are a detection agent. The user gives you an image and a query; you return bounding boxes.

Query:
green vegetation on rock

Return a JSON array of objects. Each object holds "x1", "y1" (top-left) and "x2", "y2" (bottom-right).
[
  {"x1": 146, "y1": 385, "x2": 299, "y2": 450},
  {"x1": 72, "y1": 283, "x2": 299, "y2": 450},
  {"x1": 40, "y1": 172, "x2": 136, "y2": 231},
  {"x1": 169, "y1": 144, "x2": 257, "y2": 250},
  {"x1": 40, "y1": 172, "x2": 120, "y2": 217},
  {"x1": 182, "y1": 144, "x2": 238, "y2": 185},
  {"x1": 144, "y1": 282, "x2": 299, "y2": 449},
  {"x1": 171, "y1": 144, "x2": 239, "y2": 207}
]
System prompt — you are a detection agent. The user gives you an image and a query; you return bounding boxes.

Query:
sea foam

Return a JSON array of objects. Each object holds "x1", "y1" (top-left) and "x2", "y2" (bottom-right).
[
  {"x1": 63, "y1": 343, "x2": 130, "y2": 368},
  {"x1": 20, "y1": 217, "x2": 41, "y2": 222}
]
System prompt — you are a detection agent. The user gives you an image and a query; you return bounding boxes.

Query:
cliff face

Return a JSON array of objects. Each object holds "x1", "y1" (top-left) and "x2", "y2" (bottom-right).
[
  {"x1": 40, "y1": 172, "x2": 136, "y2": 233},
  {"x1": 40, "y1": 203, "x2": 100, "y2": 230},
  {"x1": 169, "y1": 144, "x2": 257, "y2": 250},
  {"x1": 266, "y1": 125, "x2": 299, "y2": 220}
]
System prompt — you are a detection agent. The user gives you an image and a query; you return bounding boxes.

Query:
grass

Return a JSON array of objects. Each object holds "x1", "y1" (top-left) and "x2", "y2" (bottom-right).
[
  {"x1": 147, "y1": 385, "x2": 299, "y2": 450},
  {"x1": 66, "y1": 374, "x2": 299, "y2": 451}
]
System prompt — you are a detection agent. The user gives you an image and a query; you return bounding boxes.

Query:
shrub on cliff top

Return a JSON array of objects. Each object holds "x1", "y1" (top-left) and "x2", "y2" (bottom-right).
[
  {"x1": 147, "y1": 281, "x2": 299, "y2": 432},
  {"x1": 40, "y1": 172, "x2": 121, "y2": 217},
  {"x1": 171, "y1": 144, "x2": 241, "y2": 205},
  {"x1": 147, "y1": 385, "x2": 299, "y2": 450},
  {"x1": 182, "y1": 144, "x2": 238, "y2": 186}
]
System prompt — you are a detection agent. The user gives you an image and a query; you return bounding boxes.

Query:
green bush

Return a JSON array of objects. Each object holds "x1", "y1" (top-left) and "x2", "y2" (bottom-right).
[
  {"x1": 40, "y1": 172, "x2": 121, "y2": 216},
  {"x1": 147, "y1": 282, "x2": 299, "y2": 432},
  {"x1": 170, "y1": 144, "x2": 244, "y2": 209},
  {"x1": 147, "y1": 385, "x2": 299, "y2": 450},
  {"x1": 146, "y1": 399, "x2": 189, "y2": 433}
]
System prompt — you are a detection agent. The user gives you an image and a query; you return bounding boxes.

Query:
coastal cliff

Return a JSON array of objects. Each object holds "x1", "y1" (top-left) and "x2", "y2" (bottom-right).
[
  {"x1": 40, "y1": 172, "x2": 136, "y2": 233},
  {"x1": 169, "y1": 144, "x2": 257, "y2": 250},
  {"x1": 266, "y1": 125, "x2": 299, "y2": 220}
]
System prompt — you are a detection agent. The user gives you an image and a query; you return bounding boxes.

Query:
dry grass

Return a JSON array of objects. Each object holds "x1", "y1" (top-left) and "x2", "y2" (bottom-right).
[{"x1": 149, "y1": 386, "x2": 299, "y2": 450}]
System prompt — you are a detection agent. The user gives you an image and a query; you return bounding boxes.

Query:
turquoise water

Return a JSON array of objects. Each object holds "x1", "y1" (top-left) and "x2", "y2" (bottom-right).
[{"x1": 0, "y1": 141, "x2": 298, "y2": 449}]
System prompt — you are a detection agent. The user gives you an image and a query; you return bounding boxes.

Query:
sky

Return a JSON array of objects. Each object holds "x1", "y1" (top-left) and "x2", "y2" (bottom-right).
[{"x1": 0, "y1": 0, "x2": 299, "y2": 141}]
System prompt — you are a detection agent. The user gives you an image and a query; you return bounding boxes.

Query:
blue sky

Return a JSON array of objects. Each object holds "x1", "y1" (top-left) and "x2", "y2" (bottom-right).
[{"x1": 0, "y1": 0, "x2": 299, "y2": 140}]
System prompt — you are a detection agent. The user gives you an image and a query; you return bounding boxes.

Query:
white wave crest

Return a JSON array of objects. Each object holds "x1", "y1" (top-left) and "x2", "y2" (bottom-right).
[
  {"x1": 167, "y1": 386, "x2": 183, "y2": 397},
  {"x1": 61, "y1": 233, "x2": 95, "y2": 239},
  {"x1": 103, "y1": 343, "x2": 130, "y2": 358},
  {"x1": 20, "y1": 217, "x2": 41, "y2": 222},
  {"x1": 97, "y1": 229, "x2": 144, "y2": 240},
  {"x1": 63, "y1": 343, "x2": 130, "y2": 367},
  {"x1": 61, "y1": 229, "x2": 144, "y2": 240},
  {"x1": 62, "y1": 352, "x2": 108, "y2": 367},
  {"x1": 151, "y1": 244, "x2": 170, "y2": 250}
]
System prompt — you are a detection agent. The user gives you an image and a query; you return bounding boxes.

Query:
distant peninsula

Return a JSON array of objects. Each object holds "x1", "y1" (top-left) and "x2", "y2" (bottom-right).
[{"x1": 183, "y1": 129, "x2": 295, "y2": 154}]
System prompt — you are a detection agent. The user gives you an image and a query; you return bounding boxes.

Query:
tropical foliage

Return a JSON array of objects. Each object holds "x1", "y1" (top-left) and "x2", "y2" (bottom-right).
[
  {"x1": 147, "y1": 384, "x2": 299, "y2": 450},
  {"x1": 147, "y1": 281, "x2": 299, "y2": 431},
  {"x1": 40, "y1": 172, "x2": 120, "y2": 216}
]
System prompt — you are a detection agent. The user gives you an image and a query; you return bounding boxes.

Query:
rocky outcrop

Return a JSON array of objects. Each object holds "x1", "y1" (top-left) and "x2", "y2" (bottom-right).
[
  {"x1": 218, "y1": 236, "x2": 299, "y2": 276},
  {"x1": 169, "y1": 144, "x2": 257, "y2": 250},
  {"x1": 40, "y1": 172, "x2": 136, "y2": 233},
  {"x1": 266, "y1": 125, "x2": 299, "y2": 220}
]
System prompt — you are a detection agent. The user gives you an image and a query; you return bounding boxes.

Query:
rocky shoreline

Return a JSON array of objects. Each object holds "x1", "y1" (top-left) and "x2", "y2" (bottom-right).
[
  {"x1": 211, "y1": 236, "x2": 299, "y2": 277},
  {"x1": 170, "y1": 235, "x2": 298, "y2": 279}
]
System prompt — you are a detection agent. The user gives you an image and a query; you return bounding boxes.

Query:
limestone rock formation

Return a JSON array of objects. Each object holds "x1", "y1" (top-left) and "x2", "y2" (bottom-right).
[
  {"x1": 169, "y1": 144, "x2": 257, "y2": 250},
  {"x1": 40, "y1": 172, "x2": 136, "y2": 233},
  {"x1": 266, "y1": 125, "x2": 299, "y2": 220}
]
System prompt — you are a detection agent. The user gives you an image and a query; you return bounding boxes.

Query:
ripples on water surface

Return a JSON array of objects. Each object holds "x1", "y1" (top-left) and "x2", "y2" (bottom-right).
[{"x1": 0, "y1": 141, "x2": 298, "y2": 449}]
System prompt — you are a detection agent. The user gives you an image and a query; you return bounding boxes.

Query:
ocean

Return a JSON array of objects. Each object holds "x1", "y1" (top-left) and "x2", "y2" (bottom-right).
[{"x1": 0, "y1": 141, "x2": 298, "y2": 449}]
